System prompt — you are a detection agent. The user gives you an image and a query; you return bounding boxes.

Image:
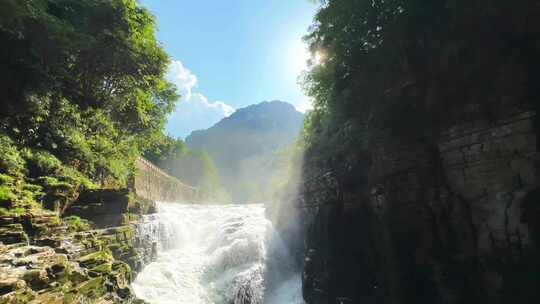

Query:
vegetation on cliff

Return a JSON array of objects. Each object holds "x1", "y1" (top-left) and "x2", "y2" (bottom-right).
[
  {"x1": 0, "y1": 0, "x2": 179, "y2": 212},
  {"x1": 0, "y1": 1, "x2": 175, "y2": 302},
  {"x1": 300, "y1": 1, "x2": 540, "y2": 303},
  {"x1": 302, "y1": 0, "x2": 538, "y2": 173}
]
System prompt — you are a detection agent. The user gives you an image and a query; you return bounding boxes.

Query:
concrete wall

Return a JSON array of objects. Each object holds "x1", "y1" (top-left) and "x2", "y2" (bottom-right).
[{"x1": 133, "y1": 158, "x2": 198, "y2": 203}]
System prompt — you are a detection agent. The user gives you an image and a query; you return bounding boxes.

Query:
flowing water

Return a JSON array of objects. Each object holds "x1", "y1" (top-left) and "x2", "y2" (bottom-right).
[{"x1": 132, "y1": 202, "x2": 304, "y2": 304}]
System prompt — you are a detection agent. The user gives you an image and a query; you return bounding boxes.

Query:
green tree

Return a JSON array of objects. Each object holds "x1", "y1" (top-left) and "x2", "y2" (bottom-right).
[
  {"x1": 302, "y1": 0, "x2": 537, "y2": 171},
  {"x1": 0, "y1": 0, "x2": 178, "y2": 185}
]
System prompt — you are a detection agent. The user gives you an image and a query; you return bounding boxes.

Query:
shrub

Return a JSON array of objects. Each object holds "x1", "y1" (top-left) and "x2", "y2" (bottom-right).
[
  {"x1": 23, "y1": 149, "x2": 62, "y2": 177},
  {"x1": 0, "y1": 184, "x2": 15, "y2": 202},
  {"x1": 63, "y1": 215, "x2": 93, "y2": 232},
  {"x1": 0, "y1": 134, "x2": 25, "y2": 176}
]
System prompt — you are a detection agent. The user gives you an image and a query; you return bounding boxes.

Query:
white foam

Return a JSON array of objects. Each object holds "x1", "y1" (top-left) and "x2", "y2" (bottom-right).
[{"x1": 131, "y1": 202, "x2": 304, "y2": 304}]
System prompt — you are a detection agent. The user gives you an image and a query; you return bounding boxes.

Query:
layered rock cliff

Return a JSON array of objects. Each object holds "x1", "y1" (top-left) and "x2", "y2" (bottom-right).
[
  {"x1": 0, "y1": 158, "x2": 185, "y2": 303},
  {"x1": 0, "y1": 189, "x2": 158, "y2": 304},
  {"x1": 301, "y1": 108, "x2": 540, "y2": 303}
]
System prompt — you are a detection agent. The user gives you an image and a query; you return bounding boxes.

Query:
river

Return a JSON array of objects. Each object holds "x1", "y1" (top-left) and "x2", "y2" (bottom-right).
[{"x1": 131, "y1": 202, "x2": 304, "y2": 304}]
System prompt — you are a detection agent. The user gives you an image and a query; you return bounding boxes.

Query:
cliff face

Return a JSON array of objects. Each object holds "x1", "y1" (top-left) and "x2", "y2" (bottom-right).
[
  {"x1": 0, "y1": 189, "x2": 157, "y2": 303},
  {"x1": 300, "y1": 3, "x2": 540, "y2": 301},
  {"x1": 301, "y1": 110, "x2": 540, "y2": 303},
  {"x1": 0, "y1": 155, "x2": 190, "y2": 303}
]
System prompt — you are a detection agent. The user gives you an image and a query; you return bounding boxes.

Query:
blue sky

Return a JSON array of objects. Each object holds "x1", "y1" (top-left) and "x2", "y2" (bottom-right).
[{"x1": 139, "y1": 0, "x2": 318, "y2": 138}]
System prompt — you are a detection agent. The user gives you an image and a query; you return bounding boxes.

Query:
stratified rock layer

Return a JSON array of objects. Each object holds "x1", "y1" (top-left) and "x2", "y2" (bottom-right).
[
  {"x1": 302, "y1": 111, "x2": 540, "y2": 304},
  {"x1": 0, "y1": 190, "x2": 156, "y2": 303}
]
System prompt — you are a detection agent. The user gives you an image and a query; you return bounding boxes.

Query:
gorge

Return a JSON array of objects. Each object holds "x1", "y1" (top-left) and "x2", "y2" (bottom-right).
[{"x1": 1, "y1": 0, "x2": 540, "y2": 303}]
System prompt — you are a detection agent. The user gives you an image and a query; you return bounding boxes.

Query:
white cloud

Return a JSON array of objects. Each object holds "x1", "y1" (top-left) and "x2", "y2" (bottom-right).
[
  {"x1": 191, "y1": 93, "x2": 235, "y2": 117},
  {"x1": 167, "y1": 60, "x2": 198, "y2": 100},
  {"x1": 165, "y1": 60, "x2": 235, "y2": 139}
]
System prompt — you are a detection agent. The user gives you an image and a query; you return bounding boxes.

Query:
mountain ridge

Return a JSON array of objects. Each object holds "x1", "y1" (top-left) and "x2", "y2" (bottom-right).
[{"x1": 185, "y1": 100, "x2": 304, "y2": 202}]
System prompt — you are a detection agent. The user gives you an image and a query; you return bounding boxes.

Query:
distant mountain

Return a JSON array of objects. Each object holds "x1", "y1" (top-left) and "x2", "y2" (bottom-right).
[{"x1": 185, "y1": 100, "x2": 304, "y2": 202}]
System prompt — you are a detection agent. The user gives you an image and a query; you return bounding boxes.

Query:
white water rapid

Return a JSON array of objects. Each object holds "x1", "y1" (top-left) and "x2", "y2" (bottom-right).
[{"x1": 131, "y1": 202, "x2": 304, "y2": 304}]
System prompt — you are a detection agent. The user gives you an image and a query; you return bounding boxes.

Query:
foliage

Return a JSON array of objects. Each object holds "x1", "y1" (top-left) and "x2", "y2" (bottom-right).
[
  {"x1": 302, "y1": 0, "x2": 538, "y2": 172},
  {"x1": 144, "y1": 135, "x2": 187, "y2": 169},
  {"x1": 0, "y1": 184, "x2": 16, "y2": 202},
  {"x1": 0, "y1": 0, "x2": 177, "y2": 215},
  {"x1": 0, "y1": 134, "x2": 26, "y2": 177},
  {"x1": 0, "y1": 0, "x2": 178, "y2": 187},
  {"x1": 23, "y1": 149, "x2": 62, "y2": 177},
  {"x1": 265, "y1": 142, "x2": 304, "y2": 199}
]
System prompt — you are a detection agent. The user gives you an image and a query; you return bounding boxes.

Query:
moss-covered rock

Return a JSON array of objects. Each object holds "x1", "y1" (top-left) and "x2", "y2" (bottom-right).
[
  {"x1": 63, "y1": 189, "x2": 132, "y2": 228},
  {"x1": 62, "y1": 216, "x2": 92, "y2": 233},
  {"x1": 28, "y1": 292, "x2": 63, "y2": 304},
  {"x1": 0, "y1": 181, "x2": 154, "y2": 303},
  {"x1": 0, "y1": 286, "x2": 35, "y2": 304},
  {"x1": 0, "y1": 224, "x2": 28, "y2": 245},
  {"x1": 77, "y1": 250, "x2": 113, "y2": 269},
  {"x1": 0, "y1": 278, "x2": 26, "y2": 296},
  {"x1": 74, "y1": 276, "x2": 106, "y2": 298},
  {"x1": 0, "y1": 237, "x2": 143, "y2": 303},
  {"x1": 21, "y1": 269, "x2": 49, "y2": 291}
]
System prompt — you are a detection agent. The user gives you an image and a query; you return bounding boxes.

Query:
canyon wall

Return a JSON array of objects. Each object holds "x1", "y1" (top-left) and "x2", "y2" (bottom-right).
[
  {"x1": 301, "y1": 109, "x2": 540, "y2": 303},
  {"x1": 134, "y1": 158, "x2": 197, "y2": 203}
]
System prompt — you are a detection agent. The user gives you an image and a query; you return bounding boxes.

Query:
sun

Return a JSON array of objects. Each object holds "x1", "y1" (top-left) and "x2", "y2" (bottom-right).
[
  {"x1": 312, "y1": 51, "x2": 325, "y2": 66},
  {"x1": 288, "y1": 40, "x2": 326, "y2": 76}
]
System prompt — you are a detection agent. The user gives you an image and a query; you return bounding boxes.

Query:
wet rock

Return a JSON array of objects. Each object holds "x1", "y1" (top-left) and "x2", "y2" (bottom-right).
[
  {"x1": 0, "y1": 224, "x2": 28, "y2": 245},
  {"x1": 0, "y1": 277, "x2": 26, "y2": 295},
  {"x1": 0, "y1": 187, "x2": 155, "y2": 303},
  {"x1": 22, "y1": 269, "x2": 49, "y2": 290},
  {"x1": 78, "y1": 251, "x2": 114, "y2": 269},
  {"x1": 28, "y1": 292, "x2": 63, "y2": 304}
]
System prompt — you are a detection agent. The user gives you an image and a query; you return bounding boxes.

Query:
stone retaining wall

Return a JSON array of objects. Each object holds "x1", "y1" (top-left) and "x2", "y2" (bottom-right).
[{"x1": 133, "y1": 158, "x2": 197, "y2": 203}]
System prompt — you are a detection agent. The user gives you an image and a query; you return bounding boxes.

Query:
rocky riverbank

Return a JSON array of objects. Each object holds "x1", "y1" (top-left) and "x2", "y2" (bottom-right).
[{"x1": 0, "y1": 189, "x2": 157, "y2": 304}]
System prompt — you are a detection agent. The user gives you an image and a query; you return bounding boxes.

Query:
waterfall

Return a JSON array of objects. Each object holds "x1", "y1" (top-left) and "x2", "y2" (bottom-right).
[{"x1": 131, "y1": 202, "x2": 304, "y2": 304}]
